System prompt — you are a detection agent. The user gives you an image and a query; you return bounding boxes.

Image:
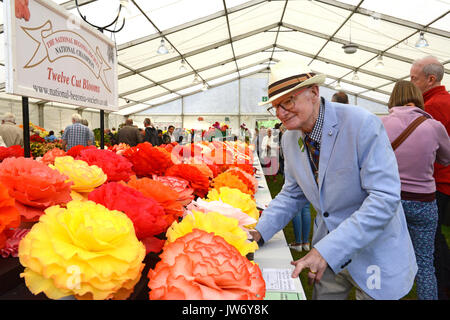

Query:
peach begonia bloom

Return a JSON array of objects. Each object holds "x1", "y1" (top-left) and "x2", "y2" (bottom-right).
[
  {"x1": 18, "y1": 200, "x2": 146, "y2": 300},
  {"x1": 148, "y1": 229, "x2": 265, "y2": 300},
  {"x1": 41, "y1": 148, "x2": 66, "y2": 165},
  {"x1": 166, "y1": 209, "x2": 258, "y2": 257},
  {"x1": 50, "y1": 156, "x2": 107, "y2": 193}
]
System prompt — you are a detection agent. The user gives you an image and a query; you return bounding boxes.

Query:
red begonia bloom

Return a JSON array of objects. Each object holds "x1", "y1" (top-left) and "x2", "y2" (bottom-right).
[
  {"x1": 122, "y1": 142, "x2": 174, "y2": 177},
  {"x1": 66, "y1": 145, "x2": 97, "y2": 158},
  {"x1": 148, "y1": 229, "x2": 265, "y2": 300},
  {"x1": 78, "y1": 148, "x2": 134, "y2": 182},
  {"x1": 88, "y1": 182, "x2": 168, "y2": 253},
  {"x1": 0, "y1": 145, "x2": 25, "y2": 162}
]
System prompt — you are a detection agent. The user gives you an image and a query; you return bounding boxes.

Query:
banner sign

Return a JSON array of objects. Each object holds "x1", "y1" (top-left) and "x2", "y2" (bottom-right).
[{"x1": 4, "y1": 0, "x2": 118, "y2": 111}]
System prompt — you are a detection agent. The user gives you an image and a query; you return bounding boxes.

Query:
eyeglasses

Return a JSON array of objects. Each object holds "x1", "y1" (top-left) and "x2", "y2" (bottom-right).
[{"x1": 267, "y1": 86, "x2": 311, "y2": 117}]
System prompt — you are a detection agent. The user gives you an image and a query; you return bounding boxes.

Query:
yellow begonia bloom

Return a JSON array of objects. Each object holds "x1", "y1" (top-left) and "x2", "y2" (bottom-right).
[
  {"x1": 206, "y1": 187, "x2": 259, "y2": 229},
  {"x1": 166, "y1": 210, "x2": 258, "y2": 257},
  {"x1": 70, "y1": 190, "x2": 89, "y2": 202},
  {"x1": 18, "y1": 200, "x2": 146, "y2": 300},
  {"x1": 50, "y1": 156, "x2": 107, "y2": 193}
]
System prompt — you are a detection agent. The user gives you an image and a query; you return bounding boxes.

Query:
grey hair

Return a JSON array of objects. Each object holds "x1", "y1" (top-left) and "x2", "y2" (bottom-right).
[
  {"x1": 2, "y1": 112, "x2": 15, "y2": 123},
  {"x1": 72, "y1": 113, "x2": 82, "y2": 123},
  {"x1": 81, "y1": 118, "x2": 89, "y2": 126},
  {"x1": 414, "y1": 55, "x2": 444, "y2": 82},
  {"x1": 423, "y1": 63, "x2": 444, "y2": 82}
]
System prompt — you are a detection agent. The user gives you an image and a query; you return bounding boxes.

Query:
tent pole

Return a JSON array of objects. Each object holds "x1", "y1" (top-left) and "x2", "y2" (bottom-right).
[
  {"x1": 238, "y1": 78, "x2": 241, "y2": 135},
  {"x1": 22, "y1": 96, "x2": 30, "y2": 158},
  {"x1": 100, "y1": 109, "x2": 104, "y2": 149},
  {"x1": 181, "y1": 97, "x2": 184, "y2": 130}
]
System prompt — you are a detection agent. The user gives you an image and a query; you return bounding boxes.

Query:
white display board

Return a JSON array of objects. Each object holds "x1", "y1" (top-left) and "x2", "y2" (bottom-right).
[{"x1": 4, "y1": 0, "x2": 118, "y2": 111}]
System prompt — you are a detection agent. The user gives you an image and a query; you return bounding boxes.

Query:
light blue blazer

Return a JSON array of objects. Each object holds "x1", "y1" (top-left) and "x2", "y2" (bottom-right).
[{"x1": 255, "y1": 99, "x2": 417, "y2": 300}]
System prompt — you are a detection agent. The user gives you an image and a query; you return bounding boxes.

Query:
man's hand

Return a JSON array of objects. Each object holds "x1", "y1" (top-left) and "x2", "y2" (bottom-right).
[
  {"x1": 291, "y1": 248, "x2": 328, "y2": 285},
  {"x1": 249, "y1": 230, "x2": 261, "y2": 242}
]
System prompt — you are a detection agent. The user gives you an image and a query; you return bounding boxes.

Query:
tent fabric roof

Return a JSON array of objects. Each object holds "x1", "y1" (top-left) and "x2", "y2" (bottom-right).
[{"x1": 0, "y1": 0, "x2": 448, "y2": 116}]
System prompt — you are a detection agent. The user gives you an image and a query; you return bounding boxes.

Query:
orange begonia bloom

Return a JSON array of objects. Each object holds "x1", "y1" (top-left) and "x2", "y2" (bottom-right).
[
  {"x1": 225, "y1": 168, "x2": 257, "y2": 195},
  {"x1": 126, "y1": 176, "x2": 184, "y2": 226},
  {"x1": 0, "y1": 157, "x2": 72, "y2": 221},
  {"x1": 0, "y1": 182, "x2": 21, "y2": 249},
  {"x1": 211, "y1": 171, "x2": 252, "y2": 196},
  {"x1": 148, "y1": 229, "x2": 265, "y2": 300}
]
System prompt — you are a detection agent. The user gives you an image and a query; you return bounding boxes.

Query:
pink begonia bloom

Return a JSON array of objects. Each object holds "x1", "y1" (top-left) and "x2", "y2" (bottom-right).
[{"x1": 186, "y1": 198, "x2": 256, "y2": 236}]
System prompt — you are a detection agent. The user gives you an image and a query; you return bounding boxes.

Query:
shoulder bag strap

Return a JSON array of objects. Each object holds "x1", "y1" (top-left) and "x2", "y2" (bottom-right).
[{"x1": 391, "y1": 116, "x2": 427, "y2": 151}]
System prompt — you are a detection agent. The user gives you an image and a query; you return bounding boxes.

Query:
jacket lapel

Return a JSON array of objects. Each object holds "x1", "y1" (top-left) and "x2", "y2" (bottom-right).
[
  {"x1": 291, "y1": 130, "x2": 320, "y2": 206},
  {"x1": 318, "y1": 101, "x2": 339, "y2": 191}
]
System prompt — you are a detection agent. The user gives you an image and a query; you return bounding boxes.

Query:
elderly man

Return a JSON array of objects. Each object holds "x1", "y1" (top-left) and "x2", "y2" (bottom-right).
[
  {"x1": 411, "y1": 55, "x2": 450, "y2": 300},
  {"x1": 0, "y1": 112, "x2": 24, "y2": 147},
  {"x1": 61, "y1": 113, "x2": 93, "y2": 151},
  {"x1": 250, "y1": 58, "x2": 417, "y2": 300}
]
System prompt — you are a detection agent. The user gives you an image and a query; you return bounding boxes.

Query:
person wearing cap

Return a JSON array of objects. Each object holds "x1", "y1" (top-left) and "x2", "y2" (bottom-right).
[
  {"x1": 0, "y1": 112, "x2": 24, "y2": 147},
  {"x1": 249, "y1": 58, "x2": 417, "y2": 300}
]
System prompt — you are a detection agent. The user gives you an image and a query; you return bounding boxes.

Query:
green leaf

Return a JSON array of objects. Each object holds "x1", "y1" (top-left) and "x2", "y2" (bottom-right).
[{"x1": 298, "y1": 137, "x2": 305, "y2": 152}]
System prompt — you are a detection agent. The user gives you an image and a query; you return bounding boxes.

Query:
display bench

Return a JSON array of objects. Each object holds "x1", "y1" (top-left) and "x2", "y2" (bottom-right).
[
  {"x1": 0, "y1": 154, "x2": 306, "y2": 301},
  {"x1": 252, "y1": 155, "x2": 307, "y2": 300}
]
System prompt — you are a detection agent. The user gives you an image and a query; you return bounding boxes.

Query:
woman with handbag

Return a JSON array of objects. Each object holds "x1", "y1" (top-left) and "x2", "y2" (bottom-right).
[{"x1": 381, "y1": 80, "x2": 450, "y2": 300}]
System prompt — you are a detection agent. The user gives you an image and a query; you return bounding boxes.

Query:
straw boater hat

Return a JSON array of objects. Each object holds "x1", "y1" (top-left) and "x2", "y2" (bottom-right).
[{"x1": 258, "y1": 59, "x2": 326, "y2": 106}]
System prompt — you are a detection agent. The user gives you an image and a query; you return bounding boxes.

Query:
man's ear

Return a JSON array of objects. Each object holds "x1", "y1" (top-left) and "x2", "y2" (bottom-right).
[
  {"x1": 310, "y1": 85, "x2": 320, "y2": 99},
  {"x1": 428, "y1": 74, "x2": 437, "y2": 87}
]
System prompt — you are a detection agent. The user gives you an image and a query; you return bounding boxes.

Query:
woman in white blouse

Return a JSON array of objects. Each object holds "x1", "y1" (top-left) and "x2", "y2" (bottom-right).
[{"x1": 261, "y1": 128, "x2": 280, "y2": 182}]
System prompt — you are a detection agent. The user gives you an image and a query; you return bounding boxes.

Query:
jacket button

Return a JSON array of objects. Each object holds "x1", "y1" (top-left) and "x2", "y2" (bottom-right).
[{"x1": 323, "y1": 212, "x2": 329, "y2": 217}]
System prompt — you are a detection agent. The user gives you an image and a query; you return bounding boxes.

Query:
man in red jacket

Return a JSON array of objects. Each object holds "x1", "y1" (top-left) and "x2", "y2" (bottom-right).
[{"x1": 411, "y1": 55, "x2": 450, "y2": 300}]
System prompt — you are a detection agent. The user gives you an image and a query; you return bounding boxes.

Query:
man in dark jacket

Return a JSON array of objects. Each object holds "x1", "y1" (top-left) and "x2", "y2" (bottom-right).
[
  {"x1": 117, "y1": 119, "x2": 143, "y2": 147},
  {"x1": 143, "y1": 118, "x2": 158, "y2": 146}
]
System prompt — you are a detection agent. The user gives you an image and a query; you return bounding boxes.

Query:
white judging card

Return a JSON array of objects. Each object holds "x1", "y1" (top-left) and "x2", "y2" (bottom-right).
[{"x1": 262, "y1": 268, "x2": 298, "y2": 292}]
